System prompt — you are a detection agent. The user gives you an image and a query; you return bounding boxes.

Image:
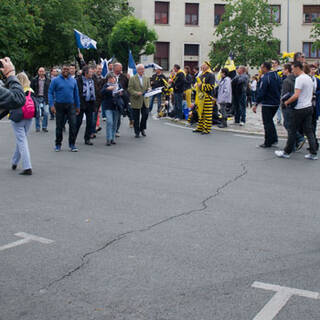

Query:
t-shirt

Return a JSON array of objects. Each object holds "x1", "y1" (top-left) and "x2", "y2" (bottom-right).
[
  {"x1": 251, "y1": 80, "x2": 257, "y2": 91},
  {"x1": 38, "y1": 78, "x2": 45, "y2": 96},
  {"x1": 294, "y1": 73, "x2": 314, "y2": 109}
]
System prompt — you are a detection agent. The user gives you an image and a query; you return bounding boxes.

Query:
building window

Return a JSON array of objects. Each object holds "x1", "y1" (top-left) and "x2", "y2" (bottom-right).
[
  {"x1": 155, "y1": 42, "x2": 170, "y2": 70},
  {"x1": 155, "y1": 1, "x2": 169, "y2": 25},
  {"x1": 269, "y1": 5, "x2": 281, "y2": 23},
  {"x1": 185, "y1": 3, "x2": 199, "y2": 25},
  {"x1": 303, "y1": 5, "x2": 320, "y2": 23},
  {"x1": 303, "y1": 42, "x2": 320, "y2": 59},
  {"x1": 184, "y1": 44, "x2": 199, "y2": 56},
  {"x1": 214, "y1": 4, "x2": 225, "y2": 26}
]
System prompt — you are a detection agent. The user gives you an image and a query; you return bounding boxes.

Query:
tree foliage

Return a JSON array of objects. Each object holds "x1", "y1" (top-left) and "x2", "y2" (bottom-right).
[
  {"x1": 108, "y1": 16, "x2": 158, "y2": 69},
  {"x1": 0, "y1": 0, "x2": 132, "y2": 74},
  {"x1": 209, "y1": 0, "x2": 280, "y2": 68},
  {"x1": 311, "y1": 18, "x2": 320, "y2": 52}
]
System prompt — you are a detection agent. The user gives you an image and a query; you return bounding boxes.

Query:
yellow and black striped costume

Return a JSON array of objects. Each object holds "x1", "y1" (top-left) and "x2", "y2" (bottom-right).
[{"x1": 196, "y1": 69, "x2": 216, "y2": 134}]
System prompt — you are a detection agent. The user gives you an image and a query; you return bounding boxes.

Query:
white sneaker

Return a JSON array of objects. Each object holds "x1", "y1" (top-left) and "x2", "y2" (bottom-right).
[
  {"x1": 275, "y1": 150, "x2": 290, "y2": 159},
  {"x1": 240, "y1": 122, "x2": 245, "y2": 126},
  {"x1": 304, "y1": 153, "x2": 318, "y2": 160}
]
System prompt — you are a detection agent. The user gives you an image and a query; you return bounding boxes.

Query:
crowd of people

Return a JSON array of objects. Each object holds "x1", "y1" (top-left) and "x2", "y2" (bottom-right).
[{"x1": 1, "y1": 51, "x2": 320, "y2": 176}]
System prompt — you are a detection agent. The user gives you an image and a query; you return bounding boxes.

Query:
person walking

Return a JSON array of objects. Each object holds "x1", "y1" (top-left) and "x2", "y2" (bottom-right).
[
  {"x1": 275, "y1": 62, "x2": 318, "y2": 160},
  {"x1": 101, "y1": 73, "x2": 120, "y2": 146},
  {"x1": 31, "y1": 67, "x2": 51, "y2": 132},
  {"x1": 253, "y1": 62, "x2": 281, "y2": 148},
  {"x1": 48, "y1": 64, "x2": 80, "y2": 152},
  {"x1": 75, "y1": 65, "x2": 96, "y2": 146},
  {"x1": 9, "y1": 72, "x2": 35, "y2": 175},
  {"x1": 128, "y1": 64, "x2": 151, "y2": 138},
  {"x1": 217, "y1": 68, "x2": 232, "y2": 128}
]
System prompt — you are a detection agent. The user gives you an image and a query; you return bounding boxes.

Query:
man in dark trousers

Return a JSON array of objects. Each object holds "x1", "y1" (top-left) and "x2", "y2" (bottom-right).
[
  {"x1": 172, "y1": 64, "x2": 186, "y2": 120},
  {"x1": 75, "y1": 65, "x2": 96, "y2": 146},
  {"x1": 149, "y1": 66, "x2": 166, "y2": 114},
  {"x1": 128, "y1": 64, "x2": 151, "y2": 138},
  {"x1": 31, "y1": 67, "x2": 51, "y2": 132},
  {"x1": 48, "y1": 64, "x2": 80, "y2": 152},
  {"x1": 253, "y1": 62, "x2": 281, "y2": 148}
]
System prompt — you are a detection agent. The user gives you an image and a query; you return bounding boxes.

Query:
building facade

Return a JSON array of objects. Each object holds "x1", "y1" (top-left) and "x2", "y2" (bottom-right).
[{"x1": 128, "y1": 0, "x2": 320, "y2": 71}]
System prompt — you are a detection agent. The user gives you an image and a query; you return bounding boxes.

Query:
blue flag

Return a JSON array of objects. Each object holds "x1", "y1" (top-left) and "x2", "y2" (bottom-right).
[
  {"x1": 128, "y1": 50, "x2": 137, "y2": 76},
  {"x1": 74, "y1": 29, "x2": 97, "y2": 50},
  {"x1": 101, "y1": 57, "x2": 114, "y2": 78}
]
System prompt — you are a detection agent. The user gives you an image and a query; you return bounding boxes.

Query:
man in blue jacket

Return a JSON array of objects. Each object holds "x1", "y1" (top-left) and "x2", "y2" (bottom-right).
[
  {"x1": 48, "y1": 64, "x2": 80, "y2": 152},
  {"x1": 253, "y1": 61, "x2": 281, "y2": 148}
]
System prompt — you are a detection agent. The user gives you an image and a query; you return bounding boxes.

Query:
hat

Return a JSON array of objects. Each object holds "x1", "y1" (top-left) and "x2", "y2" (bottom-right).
[{"x1": 204, "y1": 61, "x2": 212, "y2": 68}]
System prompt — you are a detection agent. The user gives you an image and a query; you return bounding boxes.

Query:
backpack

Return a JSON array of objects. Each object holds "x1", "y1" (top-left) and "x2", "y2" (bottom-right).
[{"x1": 22, "y1": 91, "x2": 35, "y2": 119}]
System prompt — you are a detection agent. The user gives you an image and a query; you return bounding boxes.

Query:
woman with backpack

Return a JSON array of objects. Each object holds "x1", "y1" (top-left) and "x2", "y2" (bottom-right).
[{"x1": 9, "y1": 72, "x2": 35, "y2": 175}]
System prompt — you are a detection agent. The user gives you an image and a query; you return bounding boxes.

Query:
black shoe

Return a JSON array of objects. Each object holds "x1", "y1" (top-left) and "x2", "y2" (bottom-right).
[
  {"x1": 42, "y1": 128, "x2": 48, "y2": 132},
  {"x1": 106, "y1": 141, "x2": 111, "y2": 146},
  {"x1": 85, "y1": 140, "x2": 93, "y2": 145},
  {"x1": 135, "y1": 134, "x2": 140, "y2": 138},
  {"x1": 258, "y1": 143, "x2": 272, "y2": 148},
  {"x1": 111, "y1": 140, "x2": 116, "y2": 145},
  {"x1": 141, "y1": 130, "x2": 146, "y2": 137},
  {"x1": 12, "y1": 164, "x2": 17, "y2": 170},
  {"x1": 20, "y1": 169, "x2": 32, "y2": 175},
  {"x1": 96, "y1": 127, "x2": 102, "y2": 132}
]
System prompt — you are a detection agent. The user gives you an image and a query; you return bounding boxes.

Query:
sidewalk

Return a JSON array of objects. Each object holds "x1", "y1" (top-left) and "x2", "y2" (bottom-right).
[{"x1": 163, "y1": 107, "x2": 320, "y2": 139}]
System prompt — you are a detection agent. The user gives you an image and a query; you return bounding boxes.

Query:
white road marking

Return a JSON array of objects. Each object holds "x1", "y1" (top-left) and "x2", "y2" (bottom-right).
[
  {"x1": 164, "y1": 122, "x2": 193, "y2": 130},
  {"x1": 0, "y1": 232, "x2": 54, "y2": 252},
  {"x1": 252, "y1": 281, "x2": 320, "y2": 320}
]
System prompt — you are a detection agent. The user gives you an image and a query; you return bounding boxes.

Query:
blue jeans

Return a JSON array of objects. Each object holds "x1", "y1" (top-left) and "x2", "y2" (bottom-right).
[
  {"x1": 251, "y1": 90, "x2": 256, "y2": 103},
  {"x1": 174, "y1": 93, "x2": 183, "y2": 119},
  {"x1": 233, "y1": 92, "x2": 246, "y2": 123},
  {"x1": 35, "y1": 97, "x2": 49, "y2": 129},
  {"x1": 11, "y1": 119, "x2": 32, "y2": 169},
  {"x1": 149, "y1": 93, "x2": 162, "y2": 113},
  {"x1": 105, "y1": 109, "x2": 119, "y2": 141}
]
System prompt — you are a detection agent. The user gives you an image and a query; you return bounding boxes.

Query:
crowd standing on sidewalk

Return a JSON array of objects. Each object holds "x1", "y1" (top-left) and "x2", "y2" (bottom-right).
[{"x1": 1, "y1": 52, "x2": 320, "y2": 176}]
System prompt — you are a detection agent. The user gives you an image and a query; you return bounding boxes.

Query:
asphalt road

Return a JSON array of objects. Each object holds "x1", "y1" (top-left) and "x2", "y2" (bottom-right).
[{"x1": 1, "y1": 116, "x2": 320, "y2": 320}]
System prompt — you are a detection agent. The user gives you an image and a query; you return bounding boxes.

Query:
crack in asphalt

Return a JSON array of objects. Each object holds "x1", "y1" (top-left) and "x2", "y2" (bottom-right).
[{"x1": 42, "y1": 161, "x2": 249, "y2": 291}]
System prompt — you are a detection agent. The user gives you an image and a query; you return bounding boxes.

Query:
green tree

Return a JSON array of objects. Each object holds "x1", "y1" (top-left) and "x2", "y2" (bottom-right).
[
  {"x1": 0, "y1": 0, "x2": 42, "y2": 71},
  {"x1": 84, "y1": 0, "x2": 133, "y2": 60},
  {"x1": 209, "y1": 0, "x2": 280, "y2": 67},
  {"x1": 108, "y1": 16, "x2": 158, "y2": 69},
  {"x1": 311, "y1": 18, "x2": 320, "y2": 52}
]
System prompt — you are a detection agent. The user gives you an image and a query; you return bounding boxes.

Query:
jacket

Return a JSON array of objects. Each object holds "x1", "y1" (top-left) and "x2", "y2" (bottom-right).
[
  {"x1": 30, "y1": 75, "x2": 51, "y2": 104},
  {"x1": 232, "y1": 74, "x2": 248, "y2": 95},
  {"x1": 281, "y1": 74, "x2": 295, "y2": 108},
  {"x1": 150, "y1": 73, "x2": 167, "y2": 89},
  {"x1": 128, "y1": 74, "x2": 150, "y2": 109},
  {"x1": 199, "y1": 70, "x2": 215, "y2": 98},
  {"x1": 256, "y1": 71, "x2": 281, "y2": 107},
  {"x1": 173, "y1": 70, "x2": 185, "y2": 93},
  {"x1": 76, "y1": 76, "x2": 97, "y2": 111},
  {"x1": 0, "y1": 76, "x2": 26, "y2": 111},
  {"x1": 217, "y1": 76, "x2": 232, "y2": 104},
  {"x1": 101, "y1": 83, "x2": 117, "y2": 111},
  {"x1": 184, "y1": 74, "x2": 193, "y2": 90}
]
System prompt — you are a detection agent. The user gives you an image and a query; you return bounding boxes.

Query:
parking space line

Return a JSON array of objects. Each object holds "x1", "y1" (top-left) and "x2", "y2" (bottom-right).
[
  {"x1": 252, "y1": 281, "x2": 320, "y2": 320},
  {"x1": 0, "y1": 232, "x2": 54, "y2": 252}
]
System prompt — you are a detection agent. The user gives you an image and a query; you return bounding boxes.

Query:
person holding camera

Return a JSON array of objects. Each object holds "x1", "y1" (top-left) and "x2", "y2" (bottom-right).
[{"x1": 0, "y1": 57, "x2": 26, "y2": 114}]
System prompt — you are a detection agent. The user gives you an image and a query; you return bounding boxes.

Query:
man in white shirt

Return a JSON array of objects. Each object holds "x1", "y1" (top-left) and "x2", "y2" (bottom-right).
[{"x1": 275, "y1": 61, "x2": 318, "y2": 160}]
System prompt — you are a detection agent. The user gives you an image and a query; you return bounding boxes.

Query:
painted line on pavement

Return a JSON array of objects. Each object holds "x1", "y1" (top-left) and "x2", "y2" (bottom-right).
[
  {"x1": 252, "y1": 281, "x2": 320, "y2": 320},
  {"x1": 0, "y1": 232, "x2": 54, "y2": 252},
  {"x1": 164, "y1": 122, "x2": 193, "y2": 130},
  {"x1": 234, "y1": 134, "x2": 286, "y2": 141}
]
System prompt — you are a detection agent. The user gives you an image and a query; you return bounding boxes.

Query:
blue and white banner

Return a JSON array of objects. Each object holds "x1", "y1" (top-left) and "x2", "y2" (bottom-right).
[
  {"x1": 100, "y1": 57, "x2": 114, "y2": 78},
  {"x1": 144, "y1": 63, "x2": 162, "y2": 70},
  {"x1": 128, "y1": 50, "x2": 137, "y2": 76},
  {"x1": 74, "y1": 29, "x2": 97, "y2": 50}
]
